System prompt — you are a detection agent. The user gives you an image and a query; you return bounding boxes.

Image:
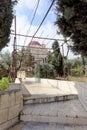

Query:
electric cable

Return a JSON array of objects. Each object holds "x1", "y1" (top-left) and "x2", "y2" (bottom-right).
[
  {"x1": 30, "y1": 0, "x2": 55, "y2": 43},
  {"x1": 23, "y1": 0, "x2": 40, "y2": 46},
  {"x1": 11, "y1": 33, "x2": 67, "y2": 41}
]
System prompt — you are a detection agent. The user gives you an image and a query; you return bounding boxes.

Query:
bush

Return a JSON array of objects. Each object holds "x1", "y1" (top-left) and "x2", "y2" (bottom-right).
[
  {"x1": 34, "y1": 63, "x2": 56, "y2": 79},
  {"x1": 0, "y1": 77, "x2": 10, "y2": 91},
  {"x1": 71, "y1": 67, "x2": 83, "y2": 76}
]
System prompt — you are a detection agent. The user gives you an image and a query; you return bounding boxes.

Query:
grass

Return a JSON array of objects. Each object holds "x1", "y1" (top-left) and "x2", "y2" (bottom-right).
[
  {"x1": 0, "y1": 77, "x2": 10, "y2": 91},
  {"x1": 67, "y1": 76, "x2": 87, "y2": 83},
  {"x1": 56, "y1": 76, "x2": 87, "y2": 83}
]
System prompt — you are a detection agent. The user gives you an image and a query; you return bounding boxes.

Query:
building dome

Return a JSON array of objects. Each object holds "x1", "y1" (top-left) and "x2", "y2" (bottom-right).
[{"x1": 29, "y1": 41, "x2": 41, "y2": 46}]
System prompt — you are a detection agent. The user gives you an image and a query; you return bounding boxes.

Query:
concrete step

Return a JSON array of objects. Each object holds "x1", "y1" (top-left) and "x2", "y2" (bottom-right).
[
  {"x1": 21, "y1": 114, "x2": 87, "y2": 125},
  {"x1": 9, "y1": 122, "x2": 87, "y2": 130},
  {"x1": 20, "y1": 100, "x2": 87, "y2": 125},
  {"x1": 22, "y1": 122, "x2": 87, "y2": 130},
  {"x1": 24, "y1": 94, "x2": 78, "y2": 104}
]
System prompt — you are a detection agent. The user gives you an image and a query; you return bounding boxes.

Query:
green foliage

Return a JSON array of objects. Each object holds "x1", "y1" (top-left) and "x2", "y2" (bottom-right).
[
  {"x1": 0, "y1": 77, "x2": 10, "y2": 91},
  {"x1": 18, "y1": 41, "x2": 64, "y2": 78},
  {"x1": 47, "y1": 51, "x2": 52, "y2": 64},
  {"x1": 55, "y1": 0, "x2": 87, "y2": 55},
  {"x1": 66, "y1": 57, "x2": 87, "y2": 76},
  {"x1": 23, "y1": 48, "x2": 33, "y2": 67},
  {"x1": 17, "y1": 48, "x2": 34, "y2": 71},
  {"x1": 0, "y1": 51, "x2": 12, "y2": 77},
  {"x1": 71, "y1": 66, "x2": 83, "y2": 76},
  {"x1": 0, "y1": 0, "x2": 17, "y2": 50},
  {"x1": 51, "y1": 40, "x2": 63, "y2": 76},
  {"x1": 34, "y1": 63, "x2": 56, "y2": 79}
]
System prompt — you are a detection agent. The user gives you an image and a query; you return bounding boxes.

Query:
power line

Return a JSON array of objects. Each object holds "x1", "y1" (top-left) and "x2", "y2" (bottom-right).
[
  {"x1": 42, "y1": 34, "x2": 49, "y2": 43},
  {"x1": 23, "y1": 0, "x2": 40, "y2": 46},
  {"x1": 30, "y1": 0, "x2": 55, "y2": 43},
  {"x1": 37, "y1": 30, "x2": 44, "y2": 42},
  {"x1": 46, "y1": 34, "x2": 57, "y2": 46},
  {"x1": 11, "y1": 33, "x2": 68, "y2": 41}
]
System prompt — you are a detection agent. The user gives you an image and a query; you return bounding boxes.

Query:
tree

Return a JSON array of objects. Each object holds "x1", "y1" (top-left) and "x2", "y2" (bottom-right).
[
  {"x1": 47, "y1": 51, "x2": 52, "y2": 64},
  {"x1": 0, "y1": 51, "x2": 12, "y2": 78},
  {"x1": 67, "y1": 57, "x2": 85, "y2": 76},
  {"x1": 51, "y1": 40, "x2": 63, "y2": 76},
  {"x1": 22, "y1": 48, "x2": 33, "y2": 68},
  {"x1": 0, "y1": 0, "x2": 17, "y2": 50},
  {"x1": 34, "y1": 63, "x2": 56, "y2": 79},
  {"x1": 55, "y1": 0, "x2": 87, "y2": 56},
  {"x1": 17, "y1": 48, "x2": 33, "y2": 70}
]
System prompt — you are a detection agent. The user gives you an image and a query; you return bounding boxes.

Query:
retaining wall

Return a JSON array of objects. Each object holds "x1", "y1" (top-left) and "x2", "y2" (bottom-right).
[{"x1": 0, "y1": 89, "x2": 23, "y2": 130}]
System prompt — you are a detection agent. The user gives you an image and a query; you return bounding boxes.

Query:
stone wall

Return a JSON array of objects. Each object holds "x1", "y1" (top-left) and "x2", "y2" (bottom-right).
[{"x1": 0, "y1": 89, "x2": 23, "y2": 130}]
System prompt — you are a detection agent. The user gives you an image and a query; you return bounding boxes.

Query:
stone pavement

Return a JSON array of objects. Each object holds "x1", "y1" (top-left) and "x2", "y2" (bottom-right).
[
  {"x1": 21, "y1": 99, "x2": 87, "y2": 125},
  {"x1": 8, "y1": 122, "x2": 24, "y2": 130}
]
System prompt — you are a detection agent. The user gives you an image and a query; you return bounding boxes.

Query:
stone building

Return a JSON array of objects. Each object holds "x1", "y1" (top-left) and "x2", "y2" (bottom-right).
[
  {"x1": 28, "y1": 41, "x2": 48, "y2": 64},
  {"x1": 17, "y1": 41, "x2": 48, "y2": 78}
]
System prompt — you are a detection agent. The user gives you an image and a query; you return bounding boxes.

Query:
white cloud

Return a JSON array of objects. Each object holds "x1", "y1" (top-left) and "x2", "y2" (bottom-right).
[
  {"x1": 15, "y1": 0, "x2": 44, "y2": 17},
  {"x1": 15, "y1": 0, "x2": 37, "y2": 11}
]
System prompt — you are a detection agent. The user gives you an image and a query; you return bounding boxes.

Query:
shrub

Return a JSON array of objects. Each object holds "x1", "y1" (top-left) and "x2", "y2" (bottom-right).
[
  {"x1": 0, "y1": 77, "x2": 10, "y2": 91},
  {"x1": 34, "y1": 63, "x2": 56, "y2": 79},
  {"x1": 71, "y1": 67, "x2": 83, "y2": 76}
]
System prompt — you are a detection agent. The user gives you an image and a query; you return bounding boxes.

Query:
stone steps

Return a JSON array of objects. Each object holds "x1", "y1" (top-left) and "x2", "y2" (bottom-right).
[
  {"x1": 21, "y1": 114, "x2": 87, "y2": 125},
  {"x1": 20, "y1": 100, "x2": 87, "y2": 125},
  {"x1": 9, "y1": 122, "x2": 87, "y2": 130},
  {"x1": 22, "y1": 122, "x2": 87, "y2": 130},
  {"x1": 24, "y1": 94, "x2": 78, "y2": 104},
  {"x1": 20, "y1": 79, "x2": 87, "y2": 128}
]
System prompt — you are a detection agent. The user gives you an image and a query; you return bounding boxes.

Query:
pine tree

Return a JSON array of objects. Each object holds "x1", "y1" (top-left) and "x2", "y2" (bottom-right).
[
  {"x1": 52, "y1": 40, "x2": 63, "y2": 76},
  {"x1": 55, "y1": 0, "x2": 87, "y2": 56},
  {"x1": 0, "y1": 0, "x2": 17, "y2": 50}
]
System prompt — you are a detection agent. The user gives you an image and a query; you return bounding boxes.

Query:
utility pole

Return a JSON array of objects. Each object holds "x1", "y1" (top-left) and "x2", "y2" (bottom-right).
[
  {"x1": 12, "y1": 15, "x2": 17, "y2": 82},
  {"x1": 61, "y1": 44, "x2": 65, "y2": 78}
]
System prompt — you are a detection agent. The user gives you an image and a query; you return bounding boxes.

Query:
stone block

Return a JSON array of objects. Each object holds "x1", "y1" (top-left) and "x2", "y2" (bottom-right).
[
  {"x1": 0, "y1": 120, "x2": 12, "y2": 130},
  {"x1": 73, "y1": 117, "x2": 87, "y2": 125},
  {"x1": 12, "y1": 117, "x2": 19, "y2": 125},
  {"x1": 52, "y1": 116, "x2": 74, "y2": 125},
  {"x1": 0, "y1": 94, "x2": 10, "y2": 109},
  {"x1": 0, "y1": 109, "x2": 8, "y2": 124},
  {"x1": 9, "y1": 83, "x2": 21, "y2": 90},
  {"x1": 15, "y1": 91, "x2": 22, "y2": 105},
  {"x1": 20, "y1": 99, "x2": 23, "y2": 110},
  {"x1": 9, "y1": 92, "x2": 15, "y2": 106},
  {"x1": 8, "y1": 105, "x2": 20, "y2": 120},
  {"x1": 0, "y1": 117, "x2": 19, "y2": 130}
]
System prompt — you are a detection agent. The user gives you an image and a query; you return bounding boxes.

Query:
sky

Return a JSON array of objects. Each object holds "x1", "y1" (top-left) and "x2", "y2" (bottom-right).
[{"x1": 2, "y1": 0, "x2": 77, "y2": 59}]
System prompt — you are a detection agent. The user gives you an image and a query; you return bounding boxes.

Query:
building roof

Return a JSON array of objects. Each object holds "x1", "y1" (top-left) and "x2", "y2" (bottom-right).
[{"x1": 29, "y1": 41, "x2": 41, "y2": 46}]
